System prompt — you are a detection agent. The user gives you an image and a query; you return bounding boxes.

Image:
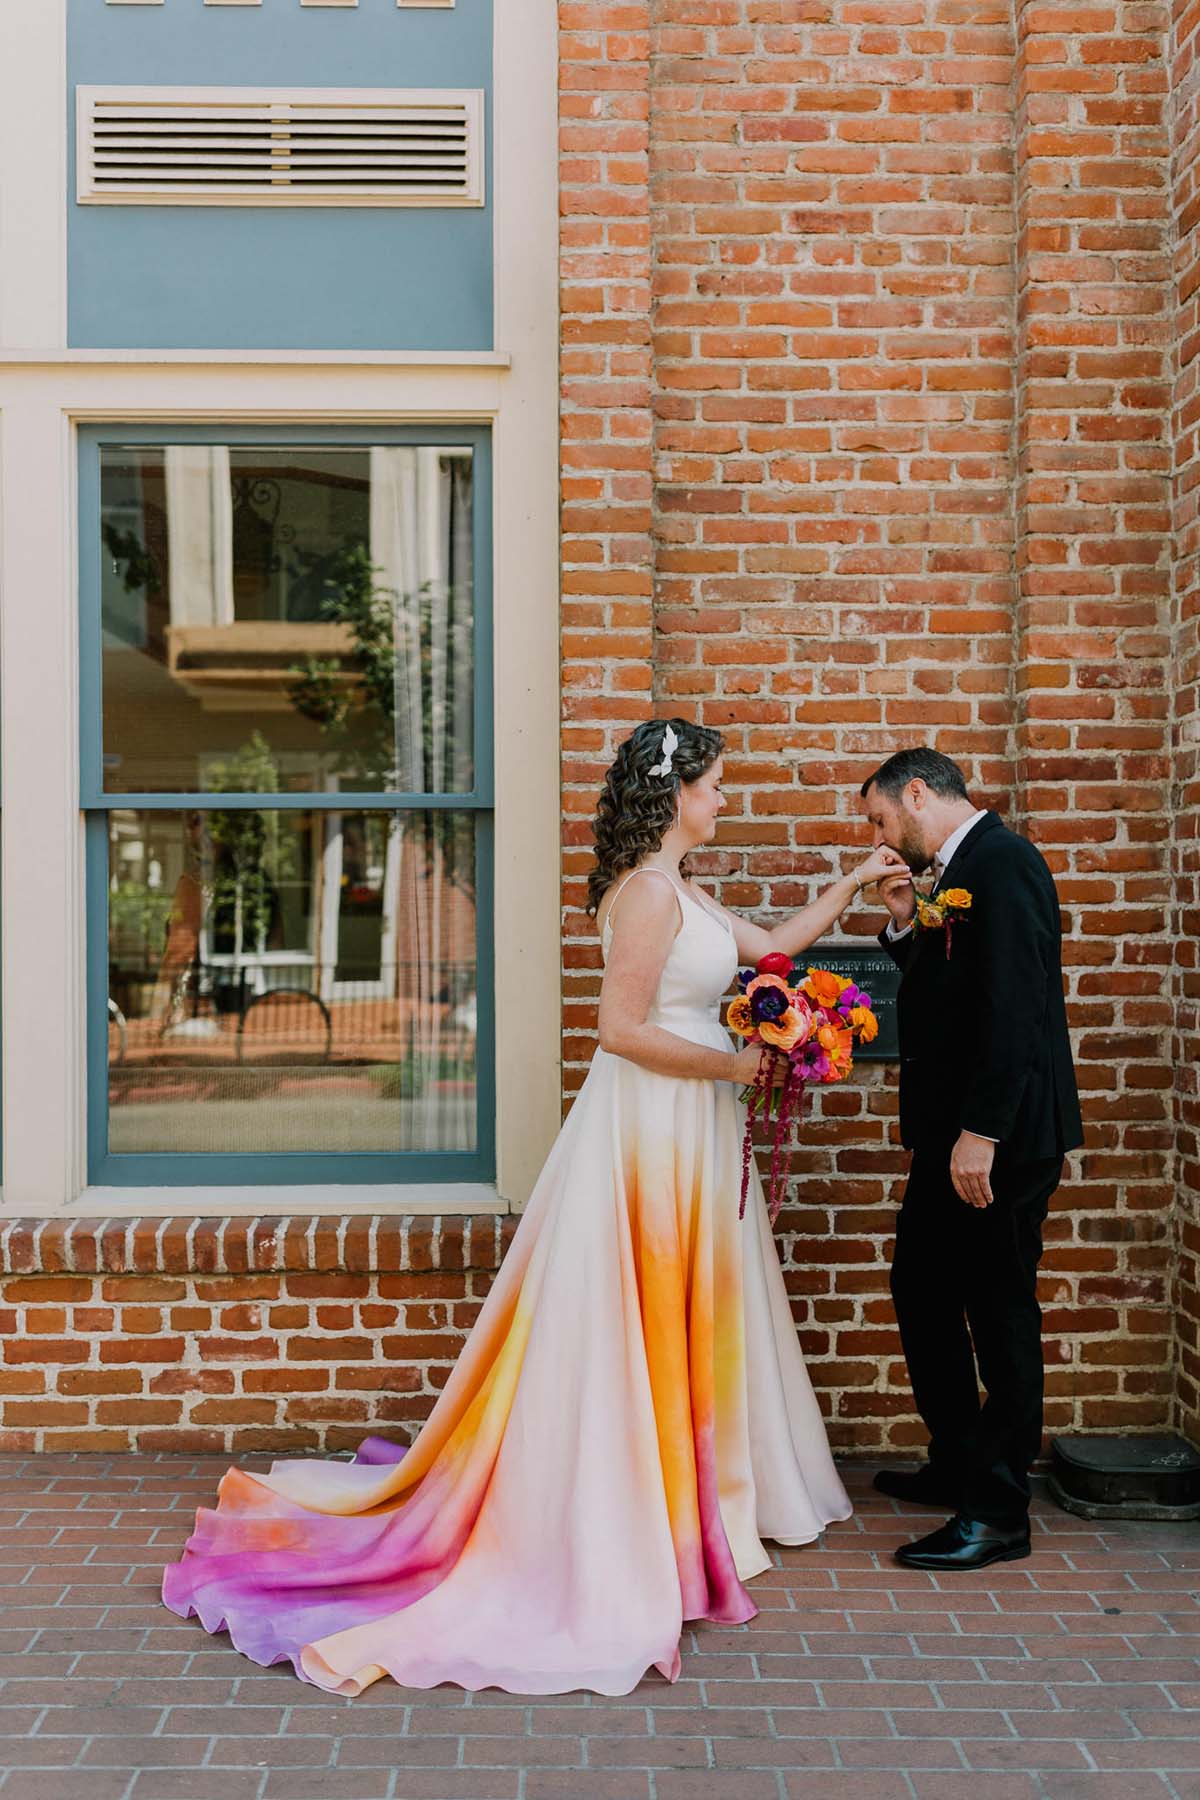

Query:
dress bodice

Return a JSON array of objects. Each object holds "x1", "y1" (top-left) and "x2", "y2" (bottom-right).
[{"x1": 601, "y1": 870, "x2": 739, "y2": 1035}]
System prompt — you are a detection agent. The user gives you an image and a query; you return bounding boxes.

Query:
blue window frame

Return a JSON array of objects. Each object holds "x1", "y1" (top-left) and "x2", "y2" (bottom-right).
[{"x1": 80, "y1": 423, "x2": 494, "y2": 1187}]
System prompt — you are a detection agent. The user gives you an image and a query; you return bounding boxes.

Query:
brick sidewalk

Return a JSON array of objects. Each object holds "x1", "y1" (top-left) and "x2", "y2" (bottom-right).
[{"x1": 0, "y1": 1454, "x2": 1196, "y2": 1800}]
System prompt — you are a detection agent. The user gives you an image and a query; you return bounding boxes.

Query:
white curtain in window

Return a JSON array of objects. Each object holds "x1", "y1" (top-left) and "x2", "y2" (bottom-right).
[
  {"x1": 369, "y1": 448, "x2": 475, "y2": 1151},
  {"x1": 164, "y1": 446, "x2": 234, "y2": 628}
]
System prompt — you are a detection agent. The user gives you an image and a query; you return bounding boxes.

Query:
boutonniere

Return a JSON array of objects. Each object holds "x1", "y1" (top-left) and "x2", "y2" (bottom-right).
[{"x1": 913, "y1": 887, "x2": 972, "y2": 958}]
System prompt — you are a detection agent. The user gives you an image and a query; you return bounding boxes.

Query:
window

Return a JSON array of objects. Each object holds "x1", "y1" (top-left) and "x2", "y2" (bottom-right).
[{"x1": 81, "y1": 427, "x2": 493, "y2": 1187}]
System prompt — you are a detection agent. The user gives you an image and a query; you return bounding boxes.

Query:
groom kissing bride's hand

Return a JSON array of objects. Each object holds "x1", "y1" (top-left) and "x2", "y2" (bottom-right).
[{"x1": 859, "y1": 746, "x2": 1083, "y2": 1577}]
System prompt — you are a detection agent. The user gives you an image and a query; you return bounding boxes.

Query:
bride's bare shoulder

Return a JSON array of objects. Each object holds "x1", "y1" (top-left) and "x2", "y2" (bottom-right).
[{"x1": 598, "y1": 868, "x2": 682, "y2": 939}]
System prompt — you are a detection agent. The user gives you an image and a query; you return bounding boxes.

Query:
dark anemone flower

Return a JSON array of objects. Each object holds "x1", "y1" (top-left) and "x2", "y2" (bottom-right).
[
  {"x1": 737, "y1": 968, "x2": 756, "y2": 990},
  {"x1": 750, "y1": 986, "x2": 790, "y2": 1024}
]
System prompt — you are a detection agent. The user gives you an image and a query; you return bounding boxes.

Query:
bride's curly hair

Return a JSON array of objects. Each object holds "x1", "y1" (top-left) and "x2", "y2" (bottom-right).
[{"x1": 586, "y1": 717, "x2": 724, "y2": 915}]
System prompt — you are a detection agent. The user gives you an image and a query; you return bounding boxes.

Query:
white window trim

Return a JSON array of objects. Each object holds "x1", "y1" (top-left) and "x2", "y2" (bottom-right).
[
  {"x1": 0, "y1": 0, "x2": 560, "y2": 1220},
  {"x1": 76, "y1": 1184, "x2": 506, "y2": 1218}
]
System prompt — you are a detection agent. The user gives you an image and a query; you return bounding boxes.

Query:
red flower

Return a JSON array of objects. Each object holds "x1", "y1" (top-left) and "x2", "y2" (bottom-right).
[{"x1": 756, "y1": 951, "x2": 794, "y2": 978}]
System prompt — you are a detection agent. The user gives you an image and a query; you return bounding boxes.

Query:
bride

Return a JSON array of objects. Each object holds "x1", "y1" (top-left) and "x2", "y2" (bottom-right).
[{"x1": 162, "y1": 717, "x2": 906, "y2": 1697}]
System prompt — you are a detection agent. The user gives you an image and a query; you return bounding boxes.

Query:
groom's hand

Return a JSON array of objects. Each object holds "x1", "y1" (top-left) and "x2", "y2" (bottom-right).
[{"x1": 951, "y1": 1130, "x2": 995, "y2": 1208}]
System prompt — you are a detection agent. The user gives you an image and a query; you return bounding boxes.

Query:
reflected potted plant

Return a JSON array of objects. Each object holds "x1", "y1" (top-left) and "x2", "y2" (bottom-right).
[
  {"x1": 285, "y1": 544, "x2": 475, "y2": 898},
  {"x1": 202, "y1": 732, "x2": 298, "y2": 1013},
  {"x1": 108, "y1": 880, "x2": 177, "y2": 1017}
]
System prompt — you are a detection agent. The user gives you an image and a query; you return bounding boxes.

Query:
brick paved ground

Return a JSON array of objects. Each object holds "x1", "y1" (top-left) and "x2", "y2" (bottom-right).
[{"x1": 0, "y1": 1454, "x2": 1196, "y2": 1800}]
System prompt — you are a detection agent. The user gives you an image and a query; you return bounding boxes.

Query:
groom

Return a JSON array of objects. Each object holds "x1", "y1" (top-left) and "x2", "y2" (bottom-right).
[{"x1": 859, "y1": 748, "x2": 1083, "y2": 1571}]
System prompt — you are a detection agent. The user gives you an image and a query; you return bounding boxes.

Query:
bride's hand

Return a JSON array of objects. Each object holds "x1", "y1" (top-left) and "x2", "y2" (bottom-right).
[
  {"x1": 731, "y1": 1041, "x2": 772, "y2": 1083},
  {"x1": 853, "y1": 845, "x2": 910, "y2": 892}
]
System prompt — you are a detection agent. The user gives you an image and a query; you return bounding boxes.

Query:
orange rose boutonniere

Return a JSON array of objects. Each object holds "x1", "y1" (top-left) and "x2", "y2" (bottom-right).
[{"x1": 914, "y1": 886, "x2": 972, "y2": 958}]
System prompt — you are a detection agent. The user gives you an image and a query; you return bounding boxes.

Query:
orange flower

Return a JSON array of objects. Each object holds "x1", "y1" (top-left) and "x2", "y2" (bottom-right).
[
  {"x1": 916, "y1": 897, "x2": 946, "y2": 930},
  {"x1": 803, "y1": 967, "x2": 852, "y2": 1009},
  {"x1": 817, "y1": 1021, "x2": 854, "y2": 1078},
  {"x1": 849, "y1": 1004, "x2": 879, "y2": 1043},
  {"x1": 760, "y1": 1007, "x2": 810, "y2": 1053},
  {"x1": 939, "y1": 887, "x2": 972, "y2": 911},
  {"x1": 726, "y1": 995, "x2": 755, "y2": 1038}
]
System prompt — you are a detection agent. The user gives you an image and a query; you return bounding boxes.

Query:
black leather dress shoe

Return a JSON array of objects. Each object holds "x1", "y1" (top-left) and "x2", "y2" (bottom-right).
[
  {"x1": 873, "y1": 1467, "x2": 962, "y2": 1510},
  {"x1": 894, "y1": 1513, "x2": 1031, "y2": 1571}
]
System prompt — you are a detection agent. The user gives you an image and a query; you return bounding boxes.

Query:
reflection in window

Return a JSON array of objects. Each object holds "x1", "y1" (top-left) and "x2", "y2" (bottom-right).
[
  {"x1": 106, "y1": 808, "x2": 477, "y2": 1155},
  {"x1": 100, "y1": 445, "x2": 474, "y2": 794}
]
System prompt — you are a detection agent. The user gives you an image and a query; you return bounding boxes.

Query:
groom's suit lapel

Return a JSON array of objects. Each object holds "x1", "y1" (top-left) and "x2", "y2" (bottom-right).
[
  {"x1": 908, "y1": 811, "x2": 1002, "y2": 975},
  {"x1": 932, "y1": 809, "x2": 1001, "y2": 898}
]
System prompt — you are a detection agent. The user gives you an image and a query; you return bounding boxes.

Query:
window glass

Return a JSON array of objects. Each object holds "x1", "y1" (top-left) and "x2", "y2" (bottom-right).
[
  {"x1": 99, "y1": 445, "x2": 475, "y2": 794},
  {"x1": 105, "y1": 807, "x2": 477, "y2": 1155}
]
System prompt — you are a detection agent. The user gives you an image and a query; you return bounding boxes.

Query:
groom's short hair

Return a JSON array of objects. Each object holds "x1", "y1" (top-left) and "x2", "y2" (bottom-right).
[{"x1": 860, "y1": 748, "x2": 970, "y2": 802}]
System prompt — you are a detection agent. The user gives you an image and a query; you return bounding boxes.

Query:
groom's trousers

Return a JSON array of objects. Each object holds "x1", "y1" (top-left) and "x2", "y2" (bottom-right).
[{"x1": 890, "y1": 1147, "x2": 1064, "y2": 1529}]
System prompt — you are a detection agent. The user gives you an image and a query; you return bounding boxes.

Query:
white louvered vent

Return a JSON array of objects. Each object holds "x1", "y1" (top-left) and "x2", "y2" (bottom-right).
[{"x1": 77, "y1": 86, "x2": 484, "y2": 206}]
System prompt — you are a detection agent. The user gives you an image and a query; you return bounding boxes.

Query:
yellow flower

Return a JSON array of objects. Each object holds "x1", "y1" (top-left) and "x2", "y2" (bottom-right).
[
  {"x1": 939, "y1": 887, "x2": 972, "y2": 911},
  {"x1": 726, "y1": 995, "x2": 756, "y2": 1038},
  {"x1": 850, "y1": 1004, "x2": 878, "y2": 1043},
  {"x1": 916, "y1": 897, "x2": 946, "y2": 930}
]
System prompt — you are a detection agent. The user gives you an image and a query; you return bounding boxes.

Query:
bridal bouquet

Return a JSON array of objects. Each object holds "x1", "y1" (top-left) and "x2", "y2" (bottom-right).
[{"x1": 728, "y1": 954, "x2": 879, "y2": 1225}]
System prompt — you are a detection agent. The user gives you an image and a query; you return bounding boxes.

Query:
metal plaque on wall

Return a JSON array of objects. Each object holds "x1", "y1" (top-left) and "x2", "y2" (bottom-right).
[{"x1": 807, "y1": 943, "x2": 901, "y2": 1062}]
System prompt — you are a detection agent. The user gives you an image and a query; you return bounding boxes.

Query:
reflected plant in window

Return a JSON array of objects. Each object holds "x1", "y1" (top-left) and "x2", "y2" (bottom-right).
[
  {"x1": 102, "y1": 519, "x2": 164, "y2": 606},
  {"x1": 204, "y1": 733, "x2": 299, "y2": 991},
  {"x1": 286, "y1": 545, "x2": 399, "y2": 785},
  {"x1": 286, "y1": 545, "x2": 475, "y2": 895},
  {"x1": 109, "y1": 880, "x2": 176, "y2": 966}
]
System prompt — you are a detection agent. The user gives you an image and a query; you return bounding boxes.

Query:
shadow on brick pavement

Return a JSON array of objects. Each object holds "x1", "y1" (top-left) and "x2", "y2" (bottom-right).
[{"x1": 0, "y1": 1455, "x2": 1196, "y2": 1800}]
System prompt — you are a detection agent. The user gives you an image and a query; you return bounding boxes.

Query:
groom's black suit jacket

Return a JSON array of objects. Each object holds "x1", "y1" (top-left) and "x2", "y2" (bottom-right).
[{"x1": 880, "y1": 812, "x2": 1083, "y2": 1163}]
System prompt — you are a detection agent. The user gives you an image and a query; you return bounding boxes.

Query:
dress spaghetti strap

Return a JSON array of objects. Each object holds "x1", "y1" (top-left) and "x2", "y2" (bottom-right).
[{"x1": 602, "y1": 866, "x2": 684, "y2": 936}]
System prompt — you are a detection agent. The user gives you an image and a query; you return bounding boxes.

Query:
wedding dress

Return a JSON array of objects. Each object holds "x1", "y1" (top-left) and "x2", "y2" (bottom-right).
[{"x1": 162, "y1": 868, "x2": 851, "y2": 1696}]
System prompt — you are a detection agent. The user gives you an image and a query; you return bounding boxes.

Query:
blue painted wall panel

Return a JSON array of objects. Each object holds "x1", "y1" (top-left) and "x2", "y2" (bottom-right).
[{"x1": 67, "y1": 0, "x2": 492, "y2": 350}]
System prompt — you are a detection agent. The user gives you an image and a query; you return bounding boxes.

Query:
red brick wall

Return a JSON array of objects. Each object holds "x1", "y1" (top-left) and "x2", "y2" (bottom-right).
[
  {"x1": 560, "y1": 0, "x2": 1183, "y2": 1458},
  {"x1": 2, "y1": 2, "x2": 1195, "y2": 1460},
  {"x1": 1172, "y1": 0, "x2": 1200, "y2": 1442},
  {"x1": 0, "y1": 1218, "x2": 512, "y2": 1453},
  {"x1": 1014, "y1": 0, "x2": 1176, "y2": 1440}
]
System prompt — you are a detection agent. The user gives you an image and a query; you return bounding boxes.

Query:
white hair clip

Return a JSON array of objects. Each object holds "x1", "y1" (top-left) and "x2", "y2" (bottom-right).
[{"x1": 648, "y1": 723, "x2": 679, "y2": 779}]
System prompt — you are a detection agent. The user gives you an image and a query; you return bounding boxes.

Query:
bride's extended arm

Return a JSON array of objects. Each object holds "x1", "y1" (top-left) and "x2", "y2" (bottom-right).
[
  {"x1": 714, "y1": 845, "x2": 910, "y2": 966},
  {"x1": 597, "y1": 877, "x2": 762, "y2": 1083}
]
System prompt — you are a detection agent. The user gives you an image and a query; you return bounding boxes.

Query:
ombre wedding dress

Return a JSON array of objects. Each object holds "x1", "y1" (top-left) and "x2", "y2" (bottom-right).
[{"x1": 162, "y1": 868, "x2": 851, "y2": 1696}]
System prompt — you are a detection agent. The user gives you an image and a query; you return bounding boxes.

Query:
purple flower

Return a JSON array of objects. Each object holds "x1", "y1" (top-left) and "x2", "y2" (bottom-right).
[
  {"x1": 750, "y1": 986, "x2": 790, "y2": 1024},
  {"x1": 737, "y1": 967, "x2": 756, "y2": 991},
  {"x1": 795, "y1": 1041, "x2": 831, "y2": 1081}
]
